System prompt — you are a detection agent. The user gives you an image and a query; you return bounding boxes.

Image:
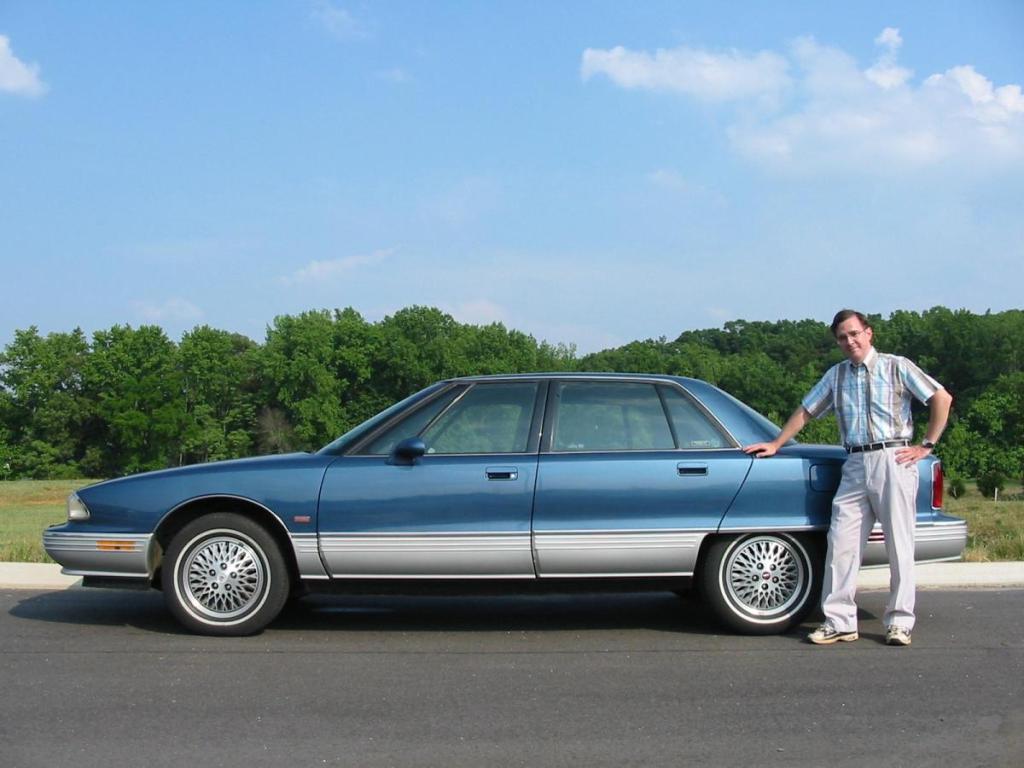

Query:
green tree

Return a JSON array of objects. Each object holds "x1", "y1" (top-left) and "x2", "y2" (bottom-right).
[
  {"x1": 82, "y1": 325, "x2": 186, "y2": 476},
  {"x1": 0, "y1": 327, "x2": 91, "y2": 478},
  {"x1": 178, "y1": 326, "x2": 260, "y2": 463},
  {"x1": 260, "y1": 308, "x2": 378, "y2": 449}
]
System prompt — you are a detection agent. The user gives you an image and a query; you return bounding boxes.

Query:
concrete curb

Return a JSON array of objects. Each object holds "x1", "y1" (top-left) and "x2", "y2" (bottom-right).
[
  {"x1": 2, "y1": 561, "x2": 1024, "y2": 591},
  {"x1": 857, "y1": 561, "x2": 1024, "y2": 590},
  {"x1": 1, "y1": 563, "x2": 83, "y2": 590}
]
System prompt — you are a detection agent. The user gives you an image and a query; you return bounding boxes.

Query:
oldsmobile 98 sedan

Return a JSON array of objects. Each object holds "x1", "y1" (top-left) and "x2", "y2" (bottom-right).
[{"x1": 44, "y1": 374, "x2": 967, "y2": 636}]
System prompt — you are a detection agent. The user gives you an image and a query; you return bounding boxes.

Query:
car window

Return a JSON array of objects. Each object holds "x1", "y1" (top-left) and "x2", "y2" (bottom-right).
[
  {"x1": 552, "y1": 382, "x2": 674, "y2": 452},
  {"x1": 421, "y1": 382, "x2": 539, "y2": 454},
  {"x1": 660, "y1": 385, "x2": 731, "y2": 449},
  {"x1": 358, "y1": 386, "x2": 465, "y2": 455}
]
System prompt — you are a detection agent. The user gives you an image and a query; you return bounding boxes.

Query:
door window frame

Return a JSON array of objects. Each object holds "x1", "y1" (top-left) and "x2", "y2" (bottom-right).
[
  {"x1": 540, "y1": 378, "x2": 738, "y2": 453},
  {"x1": 349, "y1": 380, "x2": 549, "y2": 457}
]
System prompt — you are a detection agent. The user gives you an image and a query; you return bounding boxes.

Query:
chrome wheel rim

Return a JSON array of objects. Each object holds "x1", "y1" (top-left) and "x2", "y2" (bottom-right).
[
  {"x1": 724, "y1": 535, "x2": 807, "y2": 619},
  {"x1": 179, "y1": 534, "x2": 267, "y2": 621}
]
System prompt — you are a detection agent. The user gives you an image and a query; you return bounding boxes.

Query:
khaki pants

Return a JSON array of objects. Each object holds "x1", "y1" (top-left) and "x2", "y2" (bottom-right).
[{"x1": 821, "y1": 447, "x2": 919, "y2": 632}]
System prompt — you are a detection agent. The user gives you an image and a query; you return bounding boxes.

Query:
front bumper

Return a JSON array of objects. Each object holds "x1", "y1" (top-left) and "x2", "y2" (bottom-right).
[{"x1": 43, "y1": 528, "x2": 155, "y2": 578}]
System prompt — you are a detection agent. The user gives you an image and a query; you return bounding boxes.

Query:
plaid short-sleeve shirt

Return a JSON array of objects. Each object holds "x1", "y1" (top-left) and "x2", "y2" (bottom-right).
[{"x1": 801, "y1": 347, "x2": 943, "y2": 447}]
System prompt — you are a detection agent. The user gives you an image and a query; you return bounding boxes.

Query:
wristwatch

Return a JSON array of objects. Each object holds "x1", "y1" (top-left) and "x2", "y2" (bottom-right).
[{"x1": 922, "y1": 440, "x2": 936, "y2": 450}]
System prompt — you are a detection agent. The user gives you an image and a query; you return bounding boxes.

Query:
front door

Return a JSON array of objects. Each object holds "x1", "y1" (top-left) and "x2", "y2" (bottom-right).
[{"x1": 317, "y1": 381, "x2": 544, "y2": 578}]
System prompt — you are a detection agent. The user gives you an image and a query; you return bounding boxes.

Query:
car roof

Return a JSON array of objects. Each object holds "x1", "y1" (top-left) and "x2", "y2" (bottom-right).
[
  {"x1": 444, "y1": 372, "x2": 699, "y2": 385},
  {"x1": 441, "y1": 372, "x2": 781, "y2": 446}
]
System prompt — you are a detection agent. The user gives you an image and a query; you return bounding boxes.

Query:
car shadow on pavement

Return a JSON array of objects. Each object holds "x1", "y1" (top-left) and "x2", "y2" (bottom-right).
[
  {"x1": 8, "y1": 587, "x2": 880, "y2": 640},
  {"x1": 7, "y1": 588, "x2": 726, "y2": 637},
  {"x1": 272, "y1": 591, "x2": 729, "y2": 635},
  {"x1": 8, "y1": 587, "x2": 186, "y2": 633}
]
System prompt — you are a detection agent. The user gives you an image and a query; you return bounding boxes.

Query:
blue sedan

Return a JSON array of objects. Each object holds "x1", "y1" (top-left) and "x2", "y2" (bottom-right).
[{"x1": 44, "y1": 374, "x2": 967, "y2": 636}]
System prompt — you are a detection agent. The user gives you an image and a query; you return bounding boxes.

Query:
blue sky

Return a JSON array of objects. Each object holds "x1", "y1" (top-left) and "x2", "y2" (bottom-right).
[{"x1": 2, "y1": 2, "x2": 1022, "y2": 354}]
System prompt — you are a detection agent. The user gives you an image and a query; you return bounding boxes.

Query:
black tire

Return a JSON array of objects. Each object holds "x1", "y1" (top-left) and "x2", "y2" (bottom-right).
[
  {"x1": 700, "y1": 533, "x2": 821, "y2": 635},
  {"x1": 162, "y1": 513, "x2": 290, "y2": 636}
]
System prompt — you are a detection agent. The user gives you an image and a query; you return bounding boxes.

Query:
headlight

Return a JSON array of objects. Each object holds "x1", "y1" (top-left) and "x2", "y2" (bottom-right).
[{"x1": 67, "y1": 492, "x2": 90, "y2": 521}]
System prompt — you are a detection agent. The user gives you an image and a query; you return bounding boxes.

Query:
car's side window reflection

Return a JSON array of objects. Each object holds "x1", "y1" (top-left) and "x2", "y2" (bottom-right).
[
  {"x1": 421, "y1": 382, "x2": 539, "y2": 454},
  {"x1": 659, "y1": 386, "x2": 731, "y2": 449},
  {"x1": 552, "y1": 382, "x2": 674, "y2": 452},
  {"x1": 359, "y1": 387, "x2": 465, "y2": 455}
]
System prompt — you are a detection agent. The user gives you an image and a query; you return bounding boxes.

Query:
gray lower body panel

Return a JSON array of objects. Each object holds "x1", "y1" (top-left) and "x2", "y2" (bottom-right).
[
  {"x1": 290, "y1": 532, "x2": 329, "y2": 579},
  {"x1": 533, "y1": 530, "x2": 705, "y2": 577},
  {"x1": 43, "y1": 530, "x2": 154, "y2": 578},
  {"x1": 318, "y1": 532, "x2": 535, "y2": 578}
]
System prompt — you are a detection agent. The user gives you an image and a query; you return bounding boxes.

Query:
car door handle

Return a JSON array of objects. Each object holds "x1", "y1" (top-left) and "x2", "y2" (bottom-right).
[
  {"x1": 677, "y1": 462, "x2": 708, "y2": 476},
  {"x1": 486, "y1": 466, "x2": 519, "y2": 481}
]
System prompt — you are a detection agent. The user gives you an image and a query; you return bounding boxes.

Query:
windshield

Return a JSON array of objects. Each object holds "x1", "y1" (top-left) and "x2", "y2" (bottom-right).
[{"x1": 317, "y1": 382, "x2": 448, "y2": 455}]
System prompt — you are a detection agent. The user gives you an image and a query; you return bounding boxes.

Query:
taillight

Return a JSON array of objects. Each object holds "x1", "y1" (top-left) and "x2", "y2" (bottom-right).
[{"x1": 932, "y1": 462, "x2": 944, "y2": 509}]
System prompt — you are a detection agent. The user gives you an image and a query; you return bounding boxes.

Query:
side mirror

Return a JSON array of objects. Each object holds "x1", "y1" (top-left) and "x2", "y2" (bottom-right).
[{"x1": 390, "y1": 437, "x2": 426, "y2": 465}]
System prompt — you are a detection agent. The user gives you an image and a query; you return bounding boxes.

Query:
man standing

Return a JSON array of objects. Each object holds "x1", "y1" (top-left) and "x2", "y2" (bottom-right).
[{"x1": 743, "y1": 310, "x2": 952, "y2": 646}]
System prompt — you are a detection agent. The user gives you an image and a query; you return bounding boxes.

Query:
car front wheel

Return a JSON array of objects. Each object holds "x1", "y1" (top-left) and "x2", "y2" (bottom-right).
[
  {"x1": 162, "y1": 513, "x2": 290, "y2": 636},
  {"x1": 700, "y1": 533, "x2": 821, "y2": 635}
]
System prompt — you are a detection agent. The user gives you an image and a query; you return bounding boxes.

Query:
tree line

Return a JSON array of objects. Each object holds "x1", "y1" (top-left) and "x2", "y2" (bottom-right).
[{"x1": 1, "y1": 305, "x2": 1021, "y2": 486}]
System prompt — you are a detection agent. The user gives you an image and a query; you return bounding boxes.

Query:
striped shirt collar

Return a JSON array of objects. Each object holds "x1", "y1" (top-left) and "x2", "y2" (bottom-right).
[{"x1": 847, "y1": 345, "x2": 878, "y2": 373}]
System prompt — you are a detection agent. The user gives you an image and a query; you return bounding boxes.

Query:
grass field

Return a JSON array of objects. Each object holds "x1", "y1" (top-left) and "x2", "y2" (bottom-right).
[
  {"x1": 0, "y1": 479, "x2": 97, "y2": 563},
  {"x1": 1, "y1": 478, "x2": 1022, "y2": 564},
  {"x1": 954, "y1": 482, "x2": 1024, "y2": 562}
]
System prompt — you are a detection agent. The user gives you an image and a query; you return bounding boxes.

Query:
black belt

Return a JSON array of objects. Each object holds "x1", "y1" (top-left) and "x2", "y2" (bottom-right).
[{"x1": 846, "y1": 439, "x2": 910, "y2": 454}]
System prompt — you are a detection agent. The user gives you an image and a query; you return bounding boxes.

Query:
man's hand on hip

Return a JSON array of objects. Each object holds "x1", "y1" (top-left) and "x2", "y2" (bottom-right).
[{"x1": 895, "y1": 444, "x2": 932, "y2": 464}]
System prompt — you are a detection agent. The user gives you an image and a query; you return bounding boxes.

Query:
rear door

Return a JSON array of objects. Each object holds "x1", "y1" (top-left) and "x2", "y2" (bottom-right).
[{"x1": 532, "y1": 380, "x2": 752, "y2": 576}]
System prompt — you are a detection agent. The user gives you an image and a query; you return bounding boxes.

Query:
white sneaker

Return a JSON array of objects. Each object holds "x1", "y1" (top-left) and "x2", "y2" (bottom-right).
[
  {"x1": 885, "y1": 626, "x2": 912, "y2": 646},
  {"x1": 807, "y1": 623, "x2": 859, "y2": 645}
]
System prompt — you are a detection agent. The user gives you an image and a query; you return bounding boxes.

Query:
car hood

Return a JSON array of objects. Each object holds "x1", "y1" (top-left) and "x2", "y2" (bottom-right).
[
  {"x1": 70, "y1": 452, "x2": 338, "y2": 533},
  {"x1": 77, "y1": 452, "x2": 316, "y2": 493}
]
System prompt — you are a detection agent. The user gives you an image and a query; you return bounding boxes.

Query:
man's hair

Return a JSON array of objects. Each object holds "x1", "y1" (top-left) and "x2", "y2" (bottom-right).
[{"x1": 830, "y1": 309, "x2": 871, "y2": 336}]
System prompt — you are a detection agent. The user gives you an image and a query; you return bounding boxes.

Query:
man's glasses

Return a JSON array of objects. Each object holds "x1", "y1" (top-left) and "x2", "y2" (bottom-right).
[{"x1": 835, "y1": 329, "x2": 867, "y2": 343}]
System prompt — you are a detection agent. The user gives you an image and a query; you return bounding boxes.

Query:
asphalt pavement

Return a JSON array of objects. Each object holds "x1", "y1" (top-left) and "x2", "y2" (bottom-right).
[{"x1": 2, "y1": 586, "x2": 1022, "y2": 767}]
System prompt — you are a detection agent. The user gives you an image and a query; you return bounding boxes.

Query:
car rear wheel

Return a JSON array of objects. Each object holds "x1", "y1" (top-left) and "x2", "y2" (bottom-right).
[
  {"x1": 700, "y1": 533, "x2": 821, "y2": 635},
  {"x1": 162, "y1": 513, "x2": 290, "y2": 636}
]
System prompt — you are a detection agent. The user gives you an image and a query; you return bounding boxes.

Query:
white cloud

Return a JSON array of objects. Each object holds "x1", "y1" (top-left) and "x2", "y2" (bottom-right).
[
  {"x1": 875, "y1": 27, "x2": 903, "y2": 51},
  {"x1": 282, "y1": 248, "x2": 391, "y2": 285},
  {"x1": 865, "y1": 26, "x2": 911, "y2": 90},
  {"x1": 0, "y1": 35, "x2": 46, "y2": 97},
  {"x1": 311, "y1": 1, "x2": 367, "y2": 41},
  {"x1": 581, "y1": 45, "x2": 790, "y2": 103},
  {"x1": 587, "y1": 29, "x2": 1024, "y2": 173},
  {"x1": 132, "y1": 298, "x2": 204, "y2": 324},
  {"x1": 926, "y1": 65, "x2": 1024, "y2": 119},
  {"x1": 864, "y1": 63, "x2": 912, "y2": 90}
]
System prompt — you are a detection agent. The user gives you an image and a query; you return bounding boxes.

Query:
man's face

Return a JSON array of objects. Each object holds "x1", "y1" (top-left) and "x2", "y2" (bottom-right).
[{"x1": 834, "y1": 317, "x2": 873, "y2": 364}]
